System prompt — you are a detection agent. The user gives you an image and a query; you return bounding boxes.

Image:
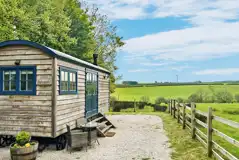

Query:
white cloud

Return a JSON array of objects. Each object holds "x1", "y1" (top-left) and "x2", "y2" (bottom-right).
[
  {"x1": 193, "y1": 68, "x2": 239, "y2": 75},
  {"x1": 128, "y1": 69, "x2": 150, "y2": 72},
  {"x1": 87, "y1": 0, "x2": 239, "y2": 21},
  {"x1": 171, "y1": 65, "x2": 192, "y2": 71},
  {"x1": 123, "y1": 22, "x2": 239, "y2": 61},
  {"x1": 88, "y1": 0, "x2": 239, "y2": 63},
  {"x1": 140, "y1": 62, "x2": 172, "y2": 66}
]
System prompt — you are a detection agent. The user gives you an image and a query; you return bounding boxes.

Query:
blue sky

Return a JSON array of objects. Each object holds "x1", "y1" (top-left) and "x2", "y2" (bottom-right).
[{"x1": 89, "y1": 0, "x2": 239, "y2": 83}]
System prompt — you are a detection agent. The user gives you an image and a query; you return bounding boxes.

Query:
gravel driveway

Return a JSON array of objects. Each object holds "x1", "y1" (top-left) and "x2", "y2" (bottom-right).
[{"x1": 0, "y1": 115, "x2": 171, "y2": 160}]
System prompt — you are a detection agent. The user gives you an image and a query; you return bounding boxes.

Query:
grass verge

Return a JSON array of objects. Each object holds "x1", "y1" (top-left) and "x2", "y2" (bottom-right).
[{"x1": 107, "y1": 111, "x2": 213, "y2": 160}]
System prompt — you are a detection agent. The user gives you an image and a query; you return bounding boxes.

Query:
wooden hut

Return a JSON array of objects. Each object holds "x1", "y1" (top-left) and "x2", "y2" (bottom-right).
[{"x1": 0, "y1": 40, "x2": 112, "y2": 149}]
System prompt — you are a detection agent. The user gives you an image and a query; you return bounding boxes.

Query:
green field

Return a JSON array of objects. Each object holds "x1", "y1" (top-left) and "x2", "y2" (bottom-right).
[
  {"x1": 112, "y1": 85, "x2": 239, "y2": 158},
  {"x1": 112, "y1": 85, "x2": 239, "y2": 101}
]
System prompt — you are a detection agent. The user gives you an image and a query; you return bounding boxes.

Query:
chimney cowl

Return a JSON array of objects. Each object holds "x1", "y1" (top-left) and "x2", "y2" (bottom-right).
[{"x1": 93, "y1": 53, "x2": 98, "y2": 66}]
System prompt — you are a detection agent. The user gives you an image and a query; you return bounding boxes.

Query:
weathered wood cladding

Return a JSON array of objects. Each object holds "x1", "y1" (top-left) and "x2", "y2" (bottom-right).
[
  {"x1": 0, "y1": 46, "x2": 53, "y2": 137},
  {"x1": 55, "y1": 59, "x2": 85, "y2": 137},
  {"x1": 98, "y1": 72, "x2": 110, "y2": 114},
  {"x1": 0, "y1": 44, "x2": 110, "y2": 138}
]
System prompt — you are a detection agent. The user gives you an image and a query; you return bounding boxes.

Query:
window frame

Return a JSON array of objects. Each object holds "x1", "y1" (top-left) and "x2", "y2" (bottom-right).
[
  {"x1": 59, "y1": 67, "x2": 78, "y2": 95},
  {"x1": 0, "y1": 66, "x2": 36, "y2": 95}
]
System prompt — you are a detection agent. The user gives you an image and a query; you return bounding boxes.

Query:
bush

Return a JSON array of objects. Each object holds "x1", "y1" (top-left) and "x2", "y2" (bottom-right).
[
  {"x1": 110, "y1": 96, "x2": 117, "y2": 107},
  {"x1": 235, "y1": 94, "x2": 239, "y2": 102},
  {"x1": 140, "y1": 96, "x2": 150, "y2": 104},
  {"x1": 204, "y1": 96, "x2": 215, "y2": 103},
  {"x1": 154, "y1": 104, "x2": 167, "y2": 112},
  {"x1": 112, "y1": 103, "x2": 121, "y2": 112},
  {"x1": 188, "y1": 93, "x2": 201, "y2": 103},
  {"x1": 176, "y1": 97, "x2": 184, "y2": 103},
  {"x1": 215, "y1": 90, "x2": 233, "y2": 103},
  {"x1": 16, "y1": 131, "x2": 31, "y2": 146},
  {"x1": 188, "y1": 90, "x2": 209, "y2": 103},
  {"x1": 138, "y1": 102, "x2": 145, "y2": 109},
  {"x1": 165, "y1": 99, "x2": 170, "y2": 104},
  {"x1": 155, "y1": 97, "x2": 166, "y2": 104},
  {"x1": 195, "y1": 113, "x2": 207, "y2": 123}
]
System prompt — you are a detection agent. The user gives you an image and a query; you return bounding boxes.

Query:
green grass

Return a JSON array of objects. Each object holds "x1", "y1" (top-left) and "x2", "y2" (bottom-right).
[
  {"x1": 112, "y1": 85, "x2": 239, "y2": 159},
  {"x1": 112, "y1": 85, "x2": 239, "y2": 101},
  {"x1": 107, "y1": 111, "x2": 213, "y2": 160},
  {"x1": 196, "y1": 103, "x2": 239, "y2": 158}
]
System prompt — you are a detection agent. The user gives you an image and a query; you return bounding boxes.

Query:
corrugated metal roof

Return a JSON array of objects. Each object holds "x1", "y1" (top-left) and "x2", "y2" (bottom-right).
[{"x1": 0, "y1": 40, "x2": 110, "y2": 74}]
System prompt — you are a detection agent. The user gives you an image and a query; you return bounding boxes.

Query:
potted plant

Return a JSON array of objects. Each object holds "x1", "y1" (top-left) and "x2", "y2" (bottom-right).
[{"x1": 10, "y1": 131, "x2": 39, "y2": 160}]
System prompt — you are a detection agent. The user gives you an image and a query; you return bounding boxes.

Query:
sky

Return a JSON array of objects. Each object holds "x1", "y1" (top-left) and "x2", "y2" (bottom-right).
[{"x1": 88, "y1": 0, "x2": 239, "y2": 83}]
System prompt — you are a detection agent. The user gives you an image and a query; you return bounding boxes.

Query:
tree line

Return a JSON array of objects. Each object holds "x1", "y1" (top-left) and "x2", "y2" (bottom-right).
[{"x1": 0, "y1": 0, "x2": 124, "y2": 92}]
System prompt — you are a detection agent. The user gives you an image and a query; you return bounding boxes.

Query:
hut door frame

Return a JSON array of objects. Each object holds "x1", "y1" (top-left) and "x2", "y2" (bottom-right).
[{"x1": 85, "y1": 71, "x2": 98, "y2": 118}]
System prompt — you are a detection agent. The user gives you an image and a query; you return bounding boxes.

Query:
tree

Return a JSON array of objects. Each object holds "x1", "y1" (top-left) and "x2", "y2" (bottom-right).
[
  {"x1": 0, "y1": 0, "x2": 124, "y2": 93},
  {"x1": 155, "y1": 97, "x2": 166, "y2": 105},
  {"x1": 235, "y1": 94, "x2": 239, "y2": 102},
  {"x1": 215, "y1": 90, "x2": 233, "y2": 103},
  {"x1": 0, "y1": 0, "x2": 95, "y2": 60},
  {"x1": 82, "y1": 2, "x2": 125, "y2": 93}
]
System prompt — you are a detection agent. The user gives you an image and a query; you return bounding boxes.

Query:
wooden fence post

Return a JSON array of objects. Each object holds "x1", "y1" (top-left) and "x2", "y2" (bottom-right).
[
  {"x1": 177, "y1": 103, "x2": 180, "y2": 123},
  {"x1": 168, "y1": 99, "x2": 171, "y2": 113},
  {"x1": 170, "y1": 100, "x2": 173, "y2": 116},
  {"x1": 173, "y1": 100, "x2": 176, "y2": 119},
  {"x1": 191, "y1": 102, "x2": 196, "y2": 139},
  {"x1": 182, "y1": 104, "x2": 186, "y2": 129},
  {"x1": 207, "y1": 107, "x2": 213, "y2": 157}
]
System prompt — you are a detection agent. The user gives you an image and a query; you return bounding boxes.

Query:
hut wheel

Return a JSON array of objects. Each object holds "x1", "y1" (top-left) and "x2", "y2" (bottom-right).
[
  {"x1": 1, "y1": 135, "x2": 15, "y2": 147},
  {"x1": 0, "y1": 136, "x2": 3, "y2": 147},
  {"x1": 56, "y1": 135, "x2": 67, "y2": 150}
]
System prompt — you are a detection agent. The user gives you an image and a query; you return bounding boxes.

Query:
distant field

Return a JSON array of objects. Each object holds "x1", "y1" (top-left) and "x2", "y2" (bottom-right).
[
  {"x1": 111, "y1": 84, "x2": 239, "y2": 158},
  {"x1": 112, "y1": 85, "x2": 239, "y2": 101}
]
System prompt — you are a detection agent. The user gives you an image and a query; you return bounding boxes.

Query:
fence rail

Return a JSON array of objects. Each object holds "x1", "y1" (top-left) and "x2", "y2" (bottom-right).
[{"x1": 168, "y1": 99, "x2": 239, "y2": 160}]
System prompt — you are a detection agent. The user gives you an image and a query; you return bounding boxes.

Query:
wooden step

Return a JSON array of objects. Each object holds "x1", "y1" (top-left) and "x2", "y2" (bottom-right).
[
  {"x1": 99, "y1": 120, "x2": 108, "y2": 125},
  {"x1": 101, "y1": 125, "x2": 113, "y2": 134},
  {"x1": 91, "y1": 116, "x2": 104, "y2": 123}
]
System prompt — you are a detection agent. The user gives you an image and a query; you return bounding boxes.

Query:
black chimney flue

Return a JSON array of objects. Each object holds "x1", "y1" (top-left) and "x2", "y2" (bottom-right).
[{"x1": 93, "y1": 53, "x2": 98, "y2": 66}]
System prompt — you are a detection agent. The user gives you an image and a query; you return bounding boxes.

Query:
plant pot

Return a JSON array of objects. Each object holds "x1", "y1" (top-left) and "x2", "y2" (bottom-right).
[{"x1": 10, "y1": 141, "x2": 39, "y2": 160}]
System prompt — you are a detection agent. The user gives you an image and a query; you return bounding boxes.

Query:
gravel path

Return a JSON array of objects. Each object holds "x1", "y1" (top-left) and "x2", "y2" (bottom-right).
[{"x1": 0, "y1": 115, "x2": 171, "y2": 160}]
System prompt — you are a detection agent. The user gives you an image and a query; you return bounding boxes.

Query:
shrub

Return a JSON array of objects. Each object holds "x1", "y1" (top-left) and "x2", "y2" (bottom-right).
[
  {"x1": 204, "y1": 95, "x2": 216, "y2": 103},
  {"x1": 188, "y1": 93, "x2": 200, "y2": 103},
  {"x1": 110, "y1": 96, "x2": 117, "y2": 107},
  {"x1": 140, "y1": 96, "x2": 150, "y2": 104},
  {"x1": 188, "y1": 90, "x2": 209, "y2": 103},
  {"x1": 138, "y1": 102, "x2": 145, "y2": 109},
  {"x1": 195, "y1": 113, "x2": 207, "y2": 123},
  {"x1": 235, "y1": 94, "x2": 239, "y2": 102},
  {"x1": 154, "y1": 104, "x2": 167, "y2": 112},
  {"x1": 16, "y1": 131, "x2": 31, "y2": 146},
  {"x1": 215, "y1": 90, "x2": 233, "y2": 103},
  {"x1": 176, "y1": 97, "x2": 184, "y2": 103},
  {"x1": 155, "y1": 97, "x2": 166, "y2": 105},
  {"x1": 112, "y1": 103, "x2": 121, "y2": 112},
  {"x1": 165, "y1": 99, "x2": 170, "y2": 104}
]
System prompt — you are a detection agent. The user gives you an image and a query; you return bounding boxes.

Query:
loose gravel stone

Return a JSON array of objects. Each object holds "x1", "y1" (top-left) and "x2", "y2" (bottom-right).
[{"x1": 0, "y1": 115, "x2": 171, "y2": 160}]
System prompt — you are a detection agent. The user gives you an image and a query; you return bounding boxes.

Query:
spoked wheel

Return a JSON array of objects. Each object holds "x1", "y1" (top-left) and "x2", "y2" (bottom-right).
[
  {"x1": 56, "y1": 134, "x2": 66, "y2": 150},
  {"x1": 1, "y1": 135, "x2": 15, "y2": 147}
]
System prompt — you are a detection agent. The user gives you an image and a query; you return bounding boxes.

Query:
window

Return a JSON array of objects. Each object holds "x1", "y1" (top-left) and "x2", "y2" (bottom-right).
[
  {"x1": 86, "y1": 72, "x2": 98, "y2": 96},
  {"x1": 60, "y1": 67, "x2": 77, "y2": 94},
  {"x1": 0, "y1": 66, "x2": 36, "y2": 95}
]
